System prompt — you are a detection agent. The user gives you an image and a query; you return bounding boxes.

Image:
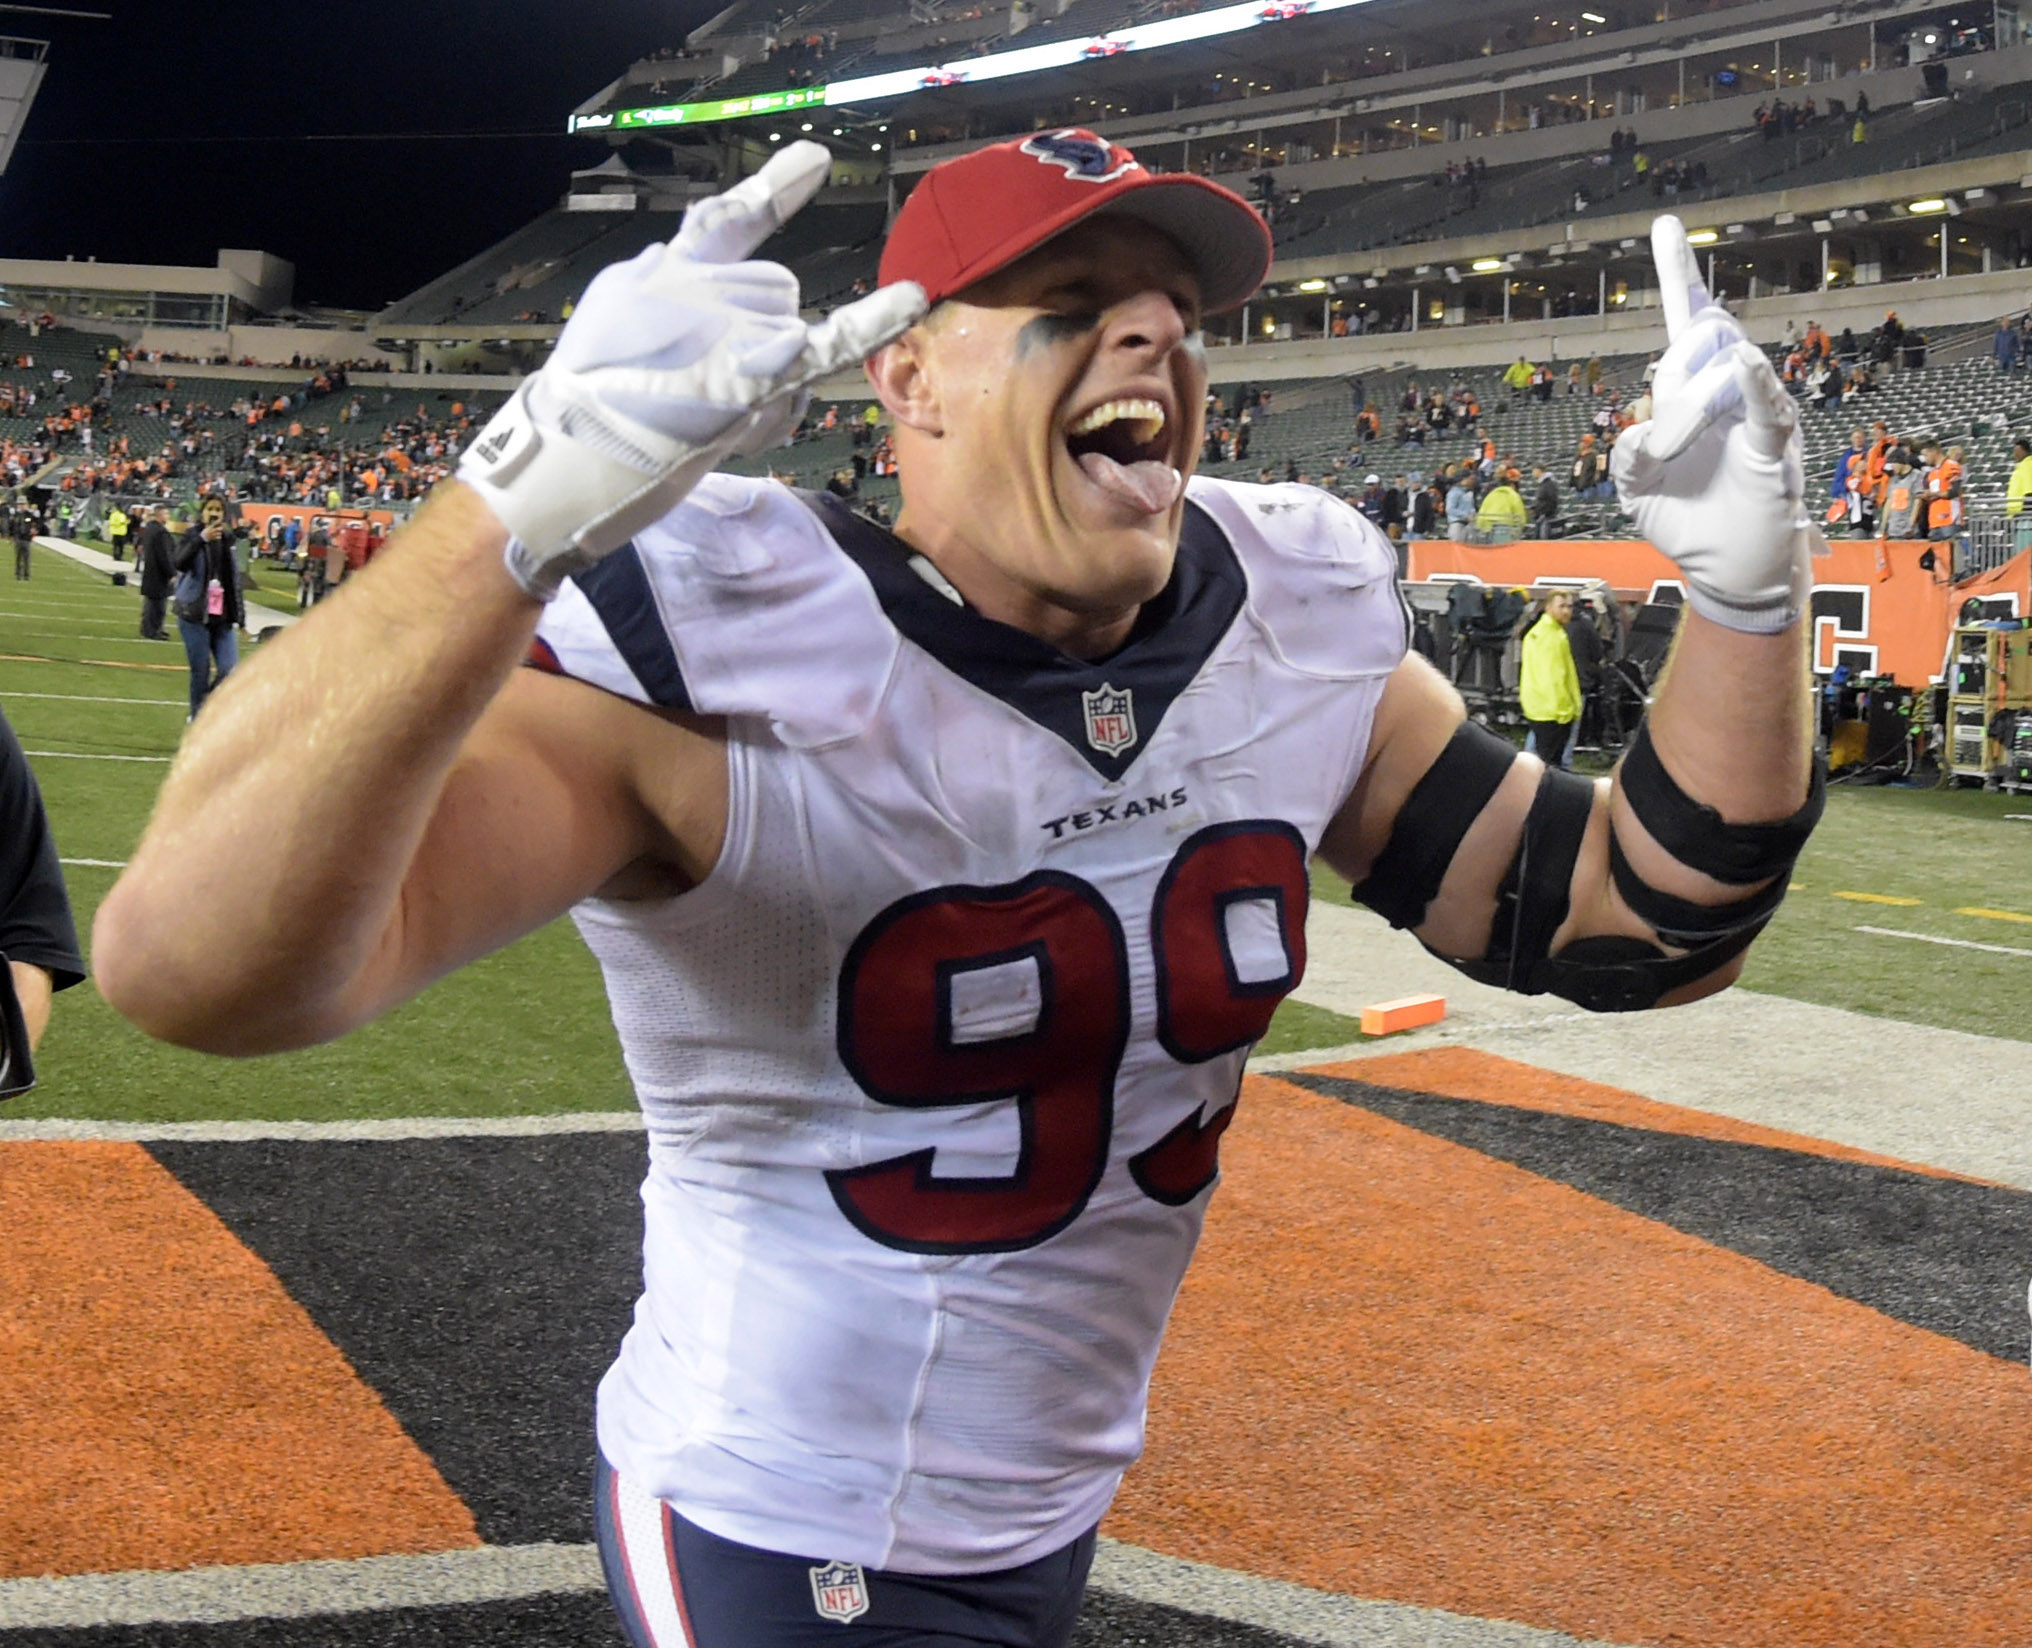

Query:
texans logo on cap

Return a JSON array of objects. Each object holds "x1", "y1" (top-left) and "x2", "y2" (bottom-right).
[
  {"x1": 1018, "y1": 131, "x2": 1137, "y2": 185},
  {"x1": 878, "y1": 127, "x2": 1272, "y2": 313}
]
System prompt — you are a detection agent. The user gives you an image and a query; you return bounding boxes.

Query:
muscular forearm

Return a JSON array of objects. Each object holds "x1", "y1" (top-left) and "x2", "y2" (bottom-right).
[
  {"x1": 11, "y1": 960, "x2": 50, "y2": 1051},
  {"x1": 1610, "y1": 609, "x2": 1811, "y2": 909},
  {"x1": 95, "y1": 483, "x2": 536, "y2": 1049}
]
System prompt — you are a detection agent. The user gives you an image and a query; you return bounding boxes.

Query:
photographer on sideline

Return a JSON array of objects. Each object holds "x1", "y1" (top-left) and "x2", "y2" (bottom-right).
[{"x1": 172, "y1": 498, "x2": 247, "y2": 720}]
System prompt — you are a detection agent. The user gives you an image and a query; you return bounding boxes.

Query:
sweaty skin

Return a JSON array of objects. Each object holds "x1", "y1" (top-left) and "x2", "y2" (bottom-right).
[{"x1": 868, "y1": 216, "x2": 1208, "y2": 661}]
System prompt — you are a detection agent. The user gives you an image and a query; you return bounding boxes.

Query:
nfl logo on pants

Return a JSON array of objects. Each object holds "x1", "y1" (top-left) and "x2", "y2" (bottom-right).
[{"x1": 809, "y1": 1560, "x2": 870, "y2": 1624}]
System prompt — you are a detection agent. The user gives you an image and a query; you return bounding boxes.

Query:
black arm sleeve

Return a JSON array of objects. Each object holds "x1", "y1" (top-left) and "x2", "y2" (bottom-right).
[{"x1": 0, "y1": 708, "x2": 85, "y2": 989}]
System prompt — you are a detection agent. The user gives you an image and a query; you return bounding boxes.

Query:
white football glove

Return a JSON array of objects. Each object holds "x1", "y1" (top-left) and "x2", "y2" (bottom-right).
[
  {"x1": 458, "y1": 141, "x2": 926, "y2": 600},
  {"x1": 1612, "y1": 215, "x2": 1826, "y2": 634}
]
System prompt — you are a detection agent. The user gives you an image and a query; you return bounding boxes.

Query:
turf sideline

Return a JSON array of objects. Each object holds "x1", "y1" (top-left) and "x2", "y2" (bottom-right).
[
  {"x1": 31, "y1": 536, "x2": 298, "y2": 637},
  {"x1": 0, "y1": 1042, "x2": 1374, "y2": 1140},
  {"x1": 0, "y1": 1539, "x2": 1635, "y2": 1646}
]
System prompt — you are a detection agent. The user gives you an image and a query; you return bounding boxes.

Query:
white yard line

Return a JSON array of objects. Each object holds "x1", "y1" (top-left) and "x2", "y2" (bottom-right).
[
  {"x1": 59, "y1": 857, "x2": 127, "y2": 869},
  {"x1": 0, "y1": 1544, "x2": 602, "y2": 1630},
  {"x1": 0, "y1": 1110, "x2": 647, "y2": 1142},
  {"x1": 0, "y1": 1537, "x2": 1636, "y2": 1645},
  {"x1": 0, "y1": 691, "x2": 184, "y2": 705},
  {"x1": 21, "y1": 749, "x2": 171, "y2": 762},
  {"x1": 1091, "y1": 1539, "x2": 1636, "y2": 1648},
  {"x1": 1854, "y1": 923, "x2": 2032, "y2": 959}
]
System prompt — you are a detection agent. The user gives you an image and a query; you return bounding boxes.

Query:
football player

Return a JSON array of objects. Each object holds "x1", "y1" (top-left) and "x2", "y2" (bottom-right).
[{"x1": 96, "y1": 131, "x2": 1821, "y2": 1647}]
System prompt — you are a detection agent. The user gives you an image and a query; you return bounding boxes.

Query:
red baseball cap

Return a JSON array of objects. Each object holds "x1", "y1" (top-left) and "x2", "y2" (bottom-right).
[{"x1": 878, "y1": 128, "x2": 1271, "y2": 316}]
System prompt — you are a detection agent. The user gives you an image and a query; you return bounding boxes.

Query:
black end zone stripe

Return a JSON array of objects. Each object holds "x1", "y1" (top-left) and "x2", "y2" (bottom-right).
[
  {"x1": 567, "y1": 544, "x2": 691, "y2": 710},
  {"x1": 1285, "y1": 1071, "x2": 2032, "y2": 1366}
]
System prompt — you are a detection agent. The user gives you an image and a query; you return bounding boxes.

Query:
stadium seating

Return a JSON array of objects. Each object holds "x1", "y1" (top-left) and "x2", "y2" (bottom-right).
[{"x1": 375, "y1": 198, "x2": 888, "y2": 329}]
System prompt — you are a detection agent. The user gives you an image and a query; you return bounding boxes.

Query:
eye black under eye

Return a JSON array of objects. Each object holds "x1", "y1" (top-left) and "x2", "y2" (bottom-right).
[{"x1": 1017, "y1": 311, "x2": 1101, "y2": 353}]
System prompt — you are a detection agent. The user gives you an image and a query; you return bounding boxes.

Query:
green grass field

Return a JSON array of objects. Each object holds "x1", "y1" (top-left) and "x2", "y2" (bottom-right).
[{"x1": 3, "y1": 542, "x2": 2027, "y2": 1124}]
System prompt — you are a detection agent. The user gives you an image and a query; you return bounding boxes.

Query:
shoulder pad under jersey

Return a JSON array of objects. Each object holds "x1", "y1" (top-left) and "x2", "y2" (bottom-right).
[
  {"x1": 531, "y1": 474, "x2": 899, "y2": 748},
  {"x1": 1185, "y1": 476, "x2": 1410, "y2": 679}
]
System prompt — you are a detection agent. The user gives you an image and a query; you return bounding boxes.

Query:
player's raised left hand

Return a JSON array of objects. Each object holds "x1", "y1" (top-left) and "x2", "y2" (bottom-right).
[
  {"x1": 458, "y1": 141, "x2": 926, "y2": 600},
  {"x1": 1611, "y1": 215, "x2": 1825, "y2": 634}
]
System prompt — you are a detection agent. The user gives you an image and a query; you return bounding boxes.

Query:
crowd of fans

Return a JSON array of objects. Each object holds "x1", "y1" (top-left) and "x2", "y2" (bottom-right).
[
  {"x1": 1826, "y1": 421, "x2": 1970, "y2": 541},
  {"x1": 1778, "y1": 311, "x2": 1918, "y2": 409},
  {"x1": 0, "y1": 330, "x2": 494, "y2": 511}
]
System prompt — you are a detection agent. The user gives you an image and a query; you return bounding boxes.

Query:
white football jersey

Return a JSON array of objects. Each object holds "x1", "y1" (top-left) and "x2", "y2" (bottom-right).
[{"x1": 532, "y1": 472, "x2": 1408, "y2": 1575}]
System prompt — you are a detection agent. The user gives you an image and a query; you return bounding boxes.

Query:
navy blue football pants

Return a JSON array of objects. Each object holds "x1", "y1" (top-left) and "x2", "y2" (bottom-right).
[{"x1": 594, "y1": 1454, "x2": 1096, "y2": 1647}]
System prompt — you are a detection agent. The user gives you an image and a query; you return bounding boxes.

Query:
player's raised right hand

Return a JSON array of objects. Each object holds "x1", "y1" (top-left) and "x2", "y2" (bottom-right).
[{"x1": 458, "y1": 141, "x2": 926, "y2": 600}]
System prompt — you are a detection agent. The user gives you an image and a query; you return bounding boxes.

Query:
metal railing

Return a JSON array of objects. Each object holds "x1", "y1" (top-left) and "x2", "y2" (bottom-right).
[{"x1": 1960, "y1": 508, "x2": 2028, "y2": 573}]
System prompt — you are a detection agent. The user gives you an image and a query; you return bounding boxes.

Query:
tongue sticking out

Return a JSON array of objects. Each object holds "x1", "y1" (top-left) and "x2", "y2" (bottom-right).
[{"x1": 1076, "y1": 451, "x2": 1184, "y2": 515}]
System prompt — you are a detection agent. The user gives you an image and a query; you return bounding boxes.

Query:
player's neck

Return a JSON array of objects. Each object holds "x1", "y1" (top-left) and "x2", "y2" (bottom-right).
[{"x1": 888, "y1": 509, "x2": 1140, "y2": 662}]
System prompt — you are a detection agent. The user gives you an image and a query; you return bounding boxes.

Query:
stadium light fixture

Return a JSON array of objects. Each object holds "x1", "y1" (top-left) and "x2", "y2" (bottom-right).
[
  {"x1": 1684, "y1": 228, "x2": 1720, "y2": 246},
  {"x1": 1296, "y1": 278, "x2": 1329, "y2": 291},
  {"x1": 1580, "y1": 10, "x2": 1605, "y2": 20},
  {"x1": 1908, "y1": 198, "x2": 1948, "y2": 214},
  {"x1": 1470, "y1": 257, "x2": 1504, "y2": 272},
  {"x1": 802, "y1": 122, "x2": 814, "y2": 131},
  {"x1": 574, "y1": 0, "x2": 1382, "y2": 133},
  {"x1": 769, "y1": 131, "x2": 782, "y2": 141}
]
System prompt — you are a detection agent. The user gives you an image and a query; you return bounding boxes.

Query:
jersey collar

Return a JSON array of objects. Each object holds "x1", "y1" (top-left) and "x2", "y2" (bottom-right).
[{"x1": 800, "y1": 490, "x2": 1245, "y2": 781}]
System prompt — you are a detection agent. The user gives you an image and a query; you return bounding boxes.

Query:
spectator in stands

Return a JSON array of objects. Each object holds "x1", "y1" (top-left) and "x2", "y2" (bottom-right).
[
  {"x1": 172, "y1": 499, "x2": 245, "y2": 720},
  {"x1": 136, "y1": 506, "x2": 175, "y2": 639},
  {"x1": 1530, "y1": 464, "x2": 1560, "y2": 532},
  {"x1": 1879, "y1": 448, "x2": 1924, "y2": 540},
  {"x1": 1445, "y1": 472, "x2": 1476, "y2": 541},
  {"x1": 1519, "y1": 590, "x2": 1581, "y2": 767},
  {"x1": 1995, "y1": 318, "x2": 2023, "y2": 374},
  {"x1": 1474, "y1": 475, "x2": 1528, "y2": 543},
  {"x1": 1924, "y1": 444, "x2": 1965, "y2": 543},
  {"x1": 1410, "y1": 477, "x2": 1442, "y2": 538},
  {"x1": 1570, "y1": 434, "x2": 1610, "y2": 502},
  {"x1": 1379, "y1": 475, "x2": 1407, "y2": 541},
  {"x1": 1356, "y1": 473, "x2": 1388, "y2": 533},
  {"x1": 1875, "y1": 312, "x2": 1904, "y2": 367},
  {"x1": 1830, "y1": 430, "x2": 1870, "y2": 533},
  {"x1": 2008, "y1": 438, "x2": 2032, "y2": 545},
  {"x1": 1501, "y1": 356, "x2": 1533, "y2": 394}
]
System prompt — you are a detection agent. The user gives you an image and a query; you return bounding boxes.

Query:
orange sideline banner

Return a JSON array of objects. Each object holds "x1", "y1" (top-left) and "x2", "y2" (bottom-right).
[
  {"x1": 238, "y1": 503, "x2": 396, "y2": 549},
  {"x1": 1406, "y1": 538, "x2": 2032, "y2": 685}
]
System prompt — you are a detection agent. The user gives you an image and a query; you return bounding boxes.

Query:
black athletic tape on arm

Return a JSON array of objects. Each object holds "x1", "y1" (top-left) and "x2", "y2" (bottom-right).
[
  {"x1": 1352, "y1": 719, "x2": 1519, "y2": 930},
  {"x1": 1607, "y1": 832, "x2": 1790, "y2": 946},
  {"x1": 1620, "y1": 722, "x2": 1824, "y2": 885},
  {"x1": 1502, "y1": 763, "x2": 1597, "y2": 983},
  {"x1": 1433, "y1": 762, "x2": 1596, "y2": 994}
]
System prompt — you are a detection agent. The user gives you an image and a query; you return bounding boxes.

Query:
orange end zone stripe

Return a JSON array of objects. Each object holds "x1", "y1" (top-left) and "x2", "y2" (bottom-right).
[
  {"x1": 1312, "y1": 1044, "x2": 1993, "y2": 1184},
  {"x1": 0, "y1": 1142, "x2": 479, "y2": 1579},
  {"x1": 1110, "y1": 1074, "x2": 2032, "y2": 1648}
]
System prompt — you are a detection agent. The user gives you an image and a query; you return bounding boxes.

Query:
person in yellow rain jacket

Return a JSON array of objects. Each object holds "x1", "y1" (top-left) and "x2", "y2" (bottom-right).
[
  {"x1": 2008, "y1": 437, "x2": 2032, "y2": 545},
  {"x1": 1475, "y1": 478, "x2": 1529, "y2": 542},
  {"x1": 1519, "y1": 588, "x2": 1582, "y2": 768}
]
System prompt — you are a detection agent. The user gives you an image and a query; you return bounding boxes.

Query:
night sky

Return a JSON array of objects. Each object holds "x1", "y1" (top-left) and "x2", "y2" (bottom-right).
[{"x1": 0, "y1": 0, "x2": 721, "y2": 311}]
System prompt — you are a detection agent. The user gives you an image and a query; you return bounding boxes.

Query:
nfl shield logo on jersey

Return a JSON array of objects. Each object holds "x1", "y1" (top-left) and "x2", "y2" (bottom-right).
[
  {"x1": 809, "y1": 1559, "x2": 871, "y2": 1624},
  {"x1": 1081, "y1": 683, "x2": 1138, "y2": 755}
]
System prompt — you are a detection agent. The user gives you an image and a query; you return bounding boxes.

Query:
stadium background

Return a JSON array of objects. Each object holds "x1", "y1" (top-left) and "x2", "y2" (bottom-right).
[{"x1": 2, "y1": 0, "x2": 2031, "y2": 1643}]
